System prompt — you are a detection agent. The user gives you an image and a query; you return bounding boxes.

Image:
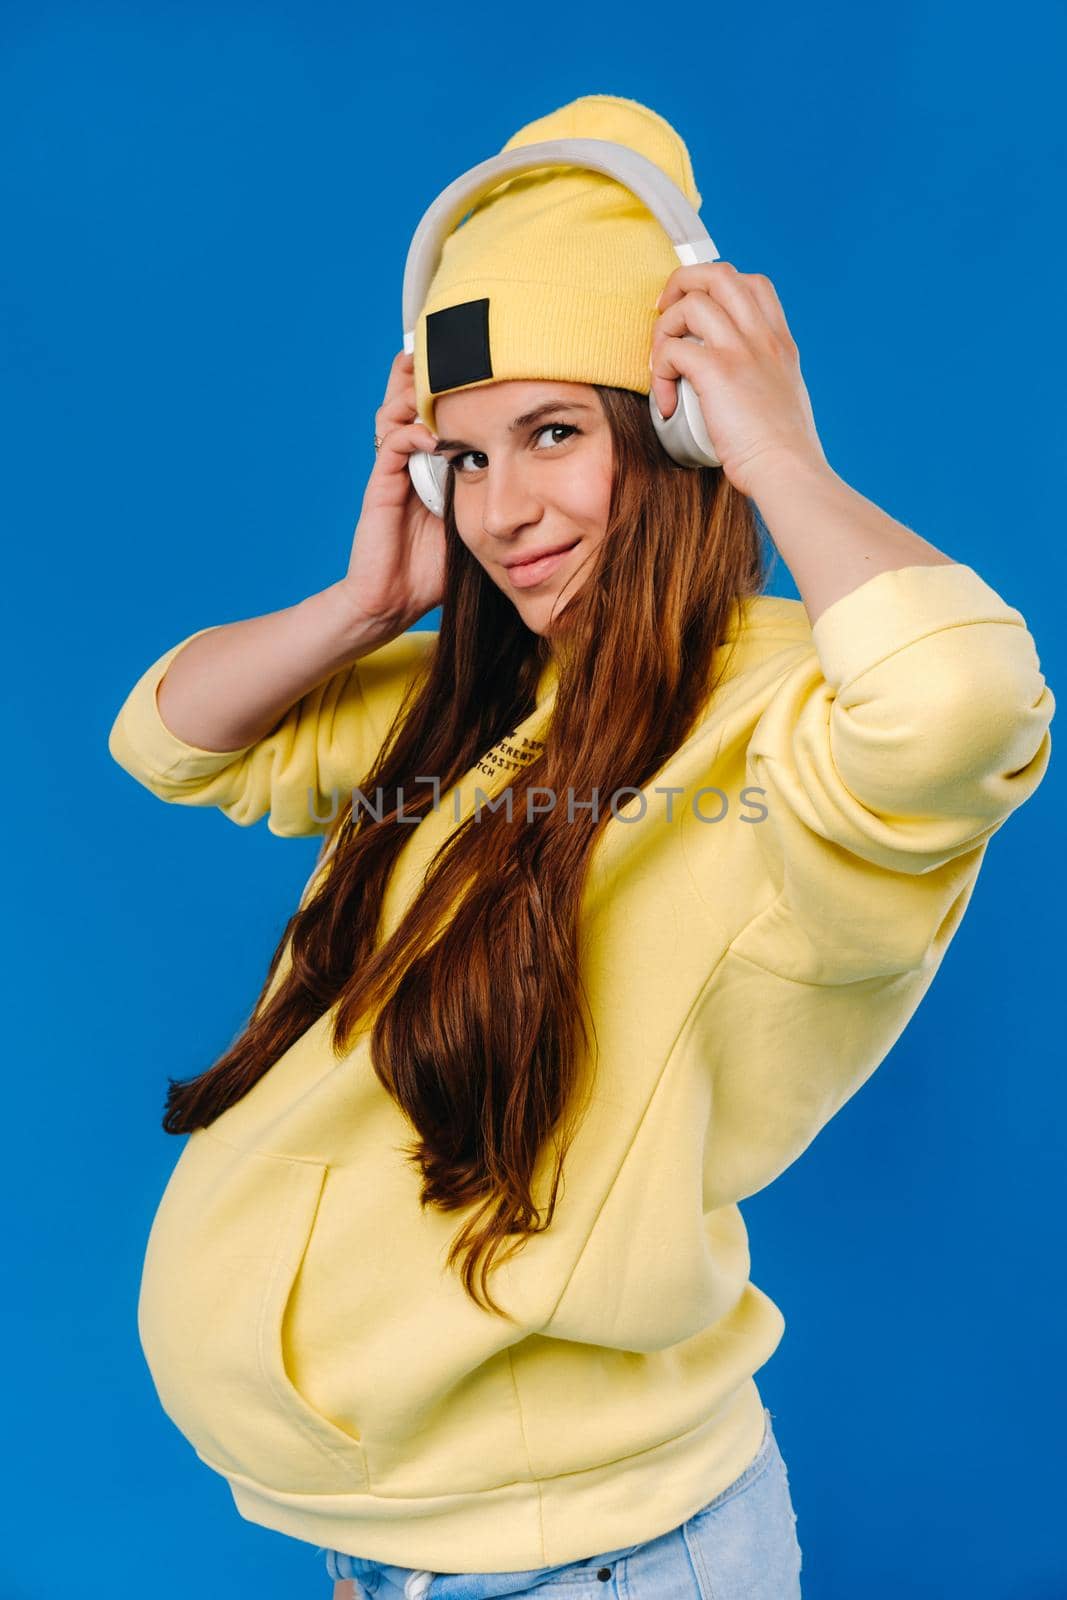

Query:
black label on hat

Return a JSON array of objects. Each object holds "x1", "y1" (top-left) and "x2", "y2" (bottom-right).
[{"x1": 427, "y1": 298, "x2": 493, "y2": 394}]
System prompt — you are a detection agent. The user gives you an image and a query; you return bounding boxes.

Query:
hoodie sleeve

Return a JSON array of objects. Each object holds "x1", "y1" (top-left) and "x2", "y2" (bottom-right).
[
  {"x1": 693, "y1": 561, "x2": 1054, "y2": 1206},
  {"x1": 731, "y1": 560, "x2": 1054, "y2": 983},
  {"x1": 107, "y1": 625, "x2": 438, "y2": 837}
]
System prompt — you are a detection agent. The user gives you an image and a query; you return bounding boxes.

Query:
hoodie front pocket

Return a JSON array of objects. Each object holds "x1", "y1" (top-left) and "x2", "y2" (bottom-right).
[{"x1": 138, "y1": 1129, "x2": 368, "y2": 1494}]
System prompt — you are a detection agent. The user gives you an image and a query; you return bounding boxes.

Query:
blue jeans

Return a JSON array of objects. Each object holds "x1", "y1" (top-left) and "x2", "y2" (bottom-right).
[{"x1": 323, "y1": 1407, "x2": 803, "y2": 1598}]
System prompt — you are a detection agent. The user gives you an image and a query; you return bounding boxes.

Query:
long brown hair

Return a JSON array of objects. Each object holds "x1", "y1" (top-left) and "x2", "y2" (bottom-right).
[{"x1": 162, "y1": 385, "x2": 769, "y2": 1319}]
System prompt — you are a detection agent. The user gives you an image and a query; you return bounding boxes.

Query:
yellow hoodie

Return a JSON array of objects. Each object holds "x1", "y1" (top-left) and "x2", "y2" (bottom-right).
[{"x1": 107, "y1": 561, "x2": 1053, "y2": 1572}]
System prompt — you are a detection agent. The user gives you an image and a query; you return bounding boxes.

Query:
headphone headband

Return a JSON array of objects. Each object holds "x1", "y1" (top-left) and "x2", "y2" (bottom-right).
[{"x1": 402, "y1": 137, "x2": 720, "y2": 353}]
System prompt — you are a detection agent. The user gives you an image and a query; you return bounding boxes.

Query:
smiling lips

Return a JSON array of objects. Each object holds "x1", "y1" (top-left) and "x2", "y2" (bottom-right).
[{"x1": 505, "y1": 540, "x2": 581, "y2": 588}]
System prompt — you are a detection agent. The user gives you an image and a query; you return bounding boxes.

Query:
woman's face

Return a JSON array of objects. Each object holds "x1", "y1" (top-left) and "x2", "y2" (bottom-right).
[{"x1": 432, "y1": 380, "x2": 614, "y2": 638}]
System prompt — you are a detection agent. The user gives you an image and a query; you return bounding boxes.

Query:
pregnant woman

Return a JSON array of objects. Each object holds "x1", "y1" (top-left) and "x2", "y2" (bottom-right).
[{"x1": 108, "y1": 94, "x2": 1054, "y2": 1600}]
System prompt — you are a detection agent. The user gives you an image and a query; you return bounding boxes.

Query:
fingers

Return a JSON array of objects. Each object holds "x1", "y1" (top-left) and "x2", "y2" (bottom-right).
[
  {"x1": 653, "y1": 292, "x2": 740, "y2": 353},
  {"x1": 648, "y1": 266, "x2": 798, "y2": 419},
  {"x1": 657, "y1": 262, "x2": 759, "y2": 329},
  {"x1": 657, "y1": 263, "x2": 794, "y2": 346},
  {"x1": 374, "y1": 416, "x2": 439, "y2": 468},
  {"x1": 379, "y1": 387, "x2": 419, "y2": 426},
  {"x1": 648, "y1": 339, "x2": 701, "y2": 422},
  {"x1": 745, "y1": 275, "x2": 797, "y2": 351},
  {"x1": 383, "y1": 347, "x2": 415, "y2": 405},
  {"x1": 377, "y1": 350, "x2": 427, "y2": 436},
  {"x1": 650, "y1": 278, "x2": 745, "y2": 421},
  {"x1": 649, "y1": 295, "x2": 727, "y2": 421},
  {"x1": 371, "y1": 350, "x2": 438, "y2": 473}
]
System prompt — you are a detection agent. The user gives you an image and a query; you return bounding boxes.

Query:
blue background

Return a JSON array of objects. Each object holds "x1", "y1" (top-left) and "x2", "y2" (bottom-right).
[{"x1": 4, "y1": 3, "x2": 1064, "y2": 1596}]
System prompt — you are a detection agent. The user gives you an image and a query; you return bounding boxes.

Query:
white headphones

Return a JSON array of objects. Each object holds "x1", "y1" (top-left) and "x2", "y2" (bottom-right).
[{"x1": 402, "y1": 137, "x2": 723, "y2": 521}]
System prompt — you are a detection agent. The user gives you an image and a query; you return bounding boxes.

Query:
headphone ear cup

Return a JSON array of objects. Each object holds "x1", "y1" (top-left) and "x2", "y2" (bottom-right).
[
  {"x1": 648, "y1": 335, "x2": 722, "y2": 469},
  {"x1": 407, "y1": 450, "x2": 449, "y2": 519}
]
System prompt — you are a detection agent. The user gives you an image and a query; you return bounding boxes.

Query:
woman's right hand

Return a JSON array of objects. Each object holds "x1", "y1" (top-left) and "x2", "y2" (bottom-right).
[{"x1": 340, "y1": 349, "x2": 448, "y2": 636}]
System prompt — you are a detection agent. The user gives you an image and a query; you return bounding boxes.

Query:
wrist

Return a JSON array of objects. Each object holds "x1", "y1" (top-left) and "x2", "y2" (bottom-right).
[
  {"x1": 743, "y1": 445, "x2": 839, "y2": 506},
  {"x1": 306, "y1": 581, "x2": 400, "y2": 665}
]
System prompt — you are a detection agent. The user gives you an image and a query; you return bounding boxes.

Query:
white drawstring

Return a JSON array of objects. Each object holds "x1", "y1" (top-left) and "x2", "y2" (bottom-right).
[{"x1": 403, "y1": 1571, "x2": 436, "y2": 1599}]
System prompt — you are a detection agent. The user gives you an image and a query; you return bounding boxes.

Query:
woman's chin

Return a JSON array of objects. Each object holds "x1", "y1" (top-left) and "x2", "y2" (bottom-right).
[{"x1": 525, "y1": 598, "x2": 574, "y2": 639}]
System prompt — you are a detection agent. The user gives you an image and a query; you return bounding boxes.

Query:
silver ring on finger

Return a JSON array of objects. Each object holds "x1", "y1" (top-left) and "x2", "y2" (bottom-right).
[{"x1": 374, "y1": 434, "x2": 384, "y2": 454}]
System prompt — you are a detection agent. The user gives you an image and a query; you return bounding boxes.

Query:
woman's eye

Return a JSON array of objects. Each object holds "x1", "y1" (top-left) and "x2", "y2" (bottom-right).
[
  {"x1": 449, "y1": 423, "x2": 580, "y2": 475},
  {"x1": 533, "y1": 423, "x2": 579, "y2": 451}
]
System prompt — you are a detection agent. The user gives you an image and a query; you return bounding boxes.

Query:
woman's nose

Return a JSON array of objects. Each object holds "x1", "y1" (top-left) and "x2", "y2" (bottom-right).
[{"x1": 478, "y1": 470, "x2": 541, "y2": 539}]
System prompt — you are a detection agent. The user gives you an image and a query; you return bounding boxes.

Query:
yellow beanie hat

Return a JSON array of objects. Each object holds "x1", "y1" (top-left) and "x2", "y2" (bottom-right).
[{"x1": 412, "y1": 93, "x2": 703, "y2": 432}]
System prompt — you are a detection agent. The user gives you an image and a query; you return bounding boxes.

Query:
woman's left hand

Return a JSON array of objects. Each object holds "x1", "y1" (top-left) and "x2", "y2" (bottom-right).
[{"x1": 650, "y1": 262, "x2": 829, "y2": 498}]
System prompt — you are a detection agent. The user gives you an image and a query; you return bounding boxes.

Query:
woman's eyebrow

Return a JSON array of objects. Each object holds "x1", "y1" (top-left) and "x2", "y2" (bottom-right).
[{"x1": 433, "y1": 401, "x2": 595, "y2": 454}]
